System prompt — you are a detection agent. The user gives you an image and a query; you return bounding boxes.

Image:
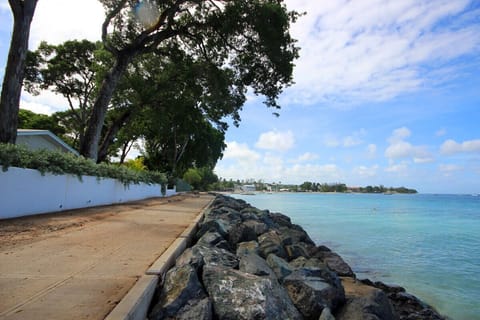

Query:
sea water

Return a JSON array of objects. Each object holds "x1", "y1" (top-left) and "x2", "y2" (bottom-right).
[{"x1": 231, "y1": 193, "x2": 480, "y2": 320}]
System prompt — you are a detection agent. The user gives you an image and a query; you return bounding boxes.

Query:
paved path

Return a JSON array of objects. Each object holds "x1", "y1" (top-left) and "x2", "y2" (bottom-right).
[{"x1": 0, "y1": 194, "x2": 214, "y2": 320}]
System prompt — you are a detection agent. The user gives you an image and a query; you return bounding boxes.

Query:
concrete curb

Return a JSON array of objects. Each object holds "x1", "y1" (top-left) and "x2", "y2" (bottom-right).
[
  {"x1": 104, "y1": 275, "x2": 158, "y2": 320},
  {"x1": 104, "y1": 196, "x2": 214, "y2": 320}
]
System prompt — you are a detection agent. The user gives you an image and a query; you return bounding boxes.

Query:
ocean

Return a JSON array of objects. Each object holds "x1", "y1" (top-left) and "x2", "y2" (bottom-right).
[{"x1": 231, "y1": 193, "x2": 480, "y2": 320}]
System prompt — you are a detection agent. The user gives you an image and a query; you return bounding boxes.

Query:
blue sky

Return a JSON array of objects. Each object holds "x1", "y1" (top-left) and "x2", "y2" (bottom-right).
[{"x1": 1, "y1": 0, "x2": 479, "y2": 193}]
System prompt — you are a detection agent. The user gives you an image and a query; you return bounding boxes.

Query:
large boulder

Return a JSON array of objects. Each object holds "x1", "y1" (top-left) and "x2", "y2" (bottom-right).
[
  {"x1": 336, "y1": 277, "x2": 398, "y2": 320},
  {"x1": 149, "y1": 264, "x2": 207, "y2": 319},
  {"x1": 203, "y1": 265, "x2": 302, "y2": 320},
  {"x1": 171, "y1": 298, "x2": 213, "y2": 320},
  {"x1": 258, "y1": 230, "x2": 288, "y2": 259},
  {"x1": 266, "y1": 254, "x2": 294, "y2": 281},
  {"x1": 228, "y1": 222, "x2": 258, "y2": 247},
  {"x1": 310, "y1": 246, "x2": 355, "y2": 277},
  {"x1": 236, "y1": 240, "x2": 260, "y2": 256},
  {"x1": 176, "y1": 243, "x2": 238, "y2": 270},
  {"x1": 359, "y1": 279, "x2": 446, "y2": 319},
  {"x1": 239, "y1": 252, "x2": 276, "y2": 279},
  {"x1": 283, "y1": 268, "x2": 346, "y2": 319}
]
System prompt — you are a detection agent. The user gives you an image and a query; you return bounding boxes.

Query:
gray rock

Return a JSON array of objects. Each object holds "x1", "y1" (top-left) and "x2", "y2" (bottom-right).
[
  {"x1": 203, "y1": 266, "x2": 303, "y2": 320},
  {"x1": 266, "y1": 254, "x2": 294, "y2": 281},
  {"x1": 283, "y1": 268, "x2": 345, "y2": 319},
  {"x1": 170, "y1": 298, "x2": 213, "y2": 320},
  {"x1": 285, "y1": 243, "x2": 311, "y2": 261},
  {"x1": 149, "y1": 264, "x2": 206, "y2": 319},
  {"x1": 196, "y1": 218, "x2": 231, "y2": 239},
  {"x1": 319, "y1": 307, "x2": 336, "y2": 320},
  {"x1": 310, "y1": 247, "x2": 355, "y2": 277},
  {"x1": 239, "y1": 252, "x2": 276, "y2": 278},
  {"x1": 176, "y1": 244, "x2": 238, "y2": 270},
  {"x1": 289, "y1": 256, "x2": 327, "y2": 270},
  {"x1": 258, "y1": 230, "x2": 288, "y2": 259},
  {"x1": 279, "y1": 225, "x2": 316, "y2": 247},
  {"x1": 336, "y1": 290, "x2": 397, "y2": 320},
  {"x1": 244, "y1": 219, "x2": 269, "y2": 236},
  {"x1": 228, "y1": 222, "x2": 258, "y2": 247},
  {"x1": 236, "y1": 240, "x2": 259, "y2": 256}
]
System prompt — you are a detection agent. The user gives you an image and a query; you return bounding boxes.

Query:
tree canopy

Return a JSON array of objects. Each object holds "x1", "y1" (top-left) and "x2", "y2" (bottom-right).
[{"x1": 80, "y1": 0, "x2": 300, "y2": 160}]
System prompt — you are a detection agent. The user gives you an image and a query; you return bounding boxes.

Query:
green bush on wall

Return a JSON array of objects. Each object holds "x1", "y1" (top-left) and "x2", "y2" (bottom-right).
[{"x1": 0, "y1": 144, "x2": 166, "y2": 186}]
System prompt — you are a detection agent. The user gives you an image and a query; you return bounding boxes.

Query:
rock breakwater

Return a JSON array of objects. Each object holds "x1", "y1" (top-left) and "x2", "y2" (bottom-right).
[{"x1": 148, "y1": 195, "x2": 447, "y2": 320}]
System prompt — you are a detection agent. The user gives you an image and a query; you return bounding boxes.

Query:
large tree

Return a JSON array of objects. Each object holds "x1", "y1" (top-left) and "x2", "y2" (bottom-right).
[
  {"x1": 0, "y1": 0, "x2": 39, "y2": 144},
  {"x1": 80, "y1": 0, "x2": 300, "y2": 160},
  {"x1": 24, "y1": 40, "x2": 110, "y2": 150}
]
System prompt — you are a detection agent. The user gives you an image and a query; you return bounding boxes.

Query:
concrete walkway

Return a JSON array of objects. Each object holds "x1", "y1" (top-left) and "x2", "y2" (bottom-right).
[{"x1": 0, "y1": 194, "x2": 214, "y2": 320}]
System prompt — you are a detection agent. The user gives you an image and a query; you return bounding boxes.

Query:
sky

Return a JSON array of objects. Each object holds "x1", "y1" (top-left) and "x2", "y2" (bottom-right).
[{"x1": 0, "y1": 0, "x2": 479, "y2": 194}]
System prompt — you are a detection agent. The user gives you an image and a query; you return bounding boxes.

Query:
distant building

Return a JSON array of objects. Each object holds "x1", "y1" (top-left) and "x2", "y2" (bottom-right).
[
  {"x1": 16, "y1": 129, "x2": 79, "y2": 155},
  {"x1": 241, "y1": 184, "x2": 256, "y2": 193}
]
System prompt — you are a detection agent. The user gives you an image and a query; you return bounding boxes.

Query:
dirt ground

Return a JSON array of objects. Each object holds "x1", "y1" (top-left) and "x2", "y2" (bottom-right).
[
  {"x1": 0, "y1": 193, "x2": 213, "y2": 320},
  {"x1": 0, "y1": 194, "x2": 190, "y2": 250}
]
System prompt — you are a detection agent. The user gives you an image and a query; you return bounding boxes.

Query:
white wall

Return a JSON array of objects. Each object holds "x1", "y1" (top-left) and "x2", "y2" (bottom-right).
[{"x1": 0, "y1": 167, "x2": 173, "y2": 219}]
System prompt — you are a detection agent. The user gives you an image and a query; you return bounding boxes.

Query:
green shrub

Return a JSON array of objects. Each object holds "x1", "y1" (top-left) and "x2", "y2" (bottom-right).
[{"x1": 0, "y1": 144, "x2": 166, "y2": 186}]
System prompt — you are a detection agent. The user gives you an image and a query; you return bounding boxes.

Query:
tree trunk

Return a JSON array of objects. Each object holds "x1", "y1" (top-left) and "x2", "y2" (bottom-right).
[
  {"x1": 0, "y1": 0, "x2": 38, "y2": 144},
  {"x1": 79, "y1": 53, "x2": 132, "y2": 160},
  {"x1": 97, "y1": 108, "x2": 133, "y2": 163}
]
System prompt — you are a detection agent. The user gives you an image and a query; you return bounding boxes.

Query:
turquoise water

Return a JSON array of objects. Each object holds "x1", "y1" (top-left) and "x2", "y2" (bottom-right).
[{"x1": 231, "y1": 193, "x2": 480, "y2": 320}]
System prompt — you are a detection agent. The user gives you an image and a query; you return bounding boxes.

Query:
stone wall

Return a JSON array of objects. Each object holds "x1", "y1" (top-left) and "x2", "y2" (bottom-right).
[{"x1": 147, "y1": 195, "x2": 447, "y2": 320}]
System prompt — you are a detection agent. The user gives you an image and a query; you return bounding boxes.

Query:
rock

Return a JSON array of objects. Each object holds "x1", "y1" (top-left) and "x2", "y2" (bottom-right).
[
  {"x1": 176, "y1": 244, "x2": 238, "y2": 270},
  {"x1": 236, "y1": 240, "x2": 260, "y2": 256},
  {"x1": 336, "y1": 277, "x2": 398, "y2": 320},
  {"x1": 280, "y1": 225, "x2": 316, "y2": 247},
  {"x1": 310, "y1": 247, "x2": 355, "y2": 277},
  {"x1": 266, "y1": 254, "x2": 294, "y2": 281},
  {"x1": 269, "y1": 212, "x2": 293, "y2": 228},
  {"x1": 285, "y1": 243, "x2": 311, "y2": 261},
  {"x1": 258, "y1": 230, "x2": 288, "y2": 259},
  {"x1": 149, "y1": 264, "x2": 207, "y2": 319},
  {"x1": 283, "y1": 268, "x2": 345, "y2": 319},
  {"x1": 289, "y1": 256, "x2": 327, "y2": 270},
  {"x1": 196, "y1": 218, "x2": 231, "y2": 239},
  {"x1": 239, "y1": 252, "x2": 276, "y2": 278},
  {"x1": 244, "y1": 219, "x2": 269, "y2": 236},
  {"x1": 168, "y1": 298, "x2": 213, "y2": 320},
  {"x1": 319, "y1": 307, "x2": 336, "y2": 320},
  {"x1": 228, "y1": 223, "x2": 258, "y2": 247},
  {"x1": 358, "y1": 279, "x2": 446, "y2": 319},
  {"x1": 203, "y1": 266, "x2": 303, "y2": 320},
  {"x1": 197, "y1": 231, "x2": 226, "y2": 247}
]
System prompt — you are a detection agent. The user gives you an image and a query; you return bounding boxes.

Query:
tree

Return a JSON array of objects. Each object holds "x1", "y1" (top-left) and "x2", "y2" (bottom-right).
[
  {"x1": 24, "y1": 40, "x2": 109, "y2": 150},
  {"x1": 0, "y1": 0, "x2": 39, "y2": 143},
  {"x1": 80, "y1": 0, "x2": 300, "y2": 160},
  {"x1": 183, "y1": 168, "x2": 202, "y2": 190},
  {"x1": 18, "y1": 109, "x2": 66, "y2": 137}
]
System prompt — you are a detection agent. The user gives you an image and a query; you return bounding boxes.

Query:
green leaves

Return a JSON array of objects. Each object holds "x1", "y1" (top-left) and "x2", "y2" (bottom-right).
[{"x1": 0, "y1": 144, "x2": 166, "y2": 186}]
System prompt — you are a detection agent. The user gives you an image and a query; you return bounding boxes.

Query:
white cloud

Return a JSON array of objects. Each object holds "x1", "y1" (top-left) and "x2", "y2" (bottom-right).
[
  {"x1": 438, "y1": 163, "x2": 463, "y2": 177},
  {"x1": 20, "y1": 90, "x2": 70, "y2": 115},
  {"x1": 353, "y1": 165, "x2": 379, "y2": 178},
  {"x1": 283, "y1": 0, "x2": 479, "y2": 105},
  {"x1": 223, "y1": 141, "x2": 260, "y2": 163},
  {"x1": 385, "y1": 127, "x2": 432, "y2": 162},
  {"x1": 292, "y1": 152, "x2": 319, "y2": 163},
  {"x1": 255, "y1": 130, "x2": 295, "y2": 152},
  {"x1": 29, "y1": 0, "x2": 104, "y2": 48},
  {"x1": 385, "y1": 162, "x2": 409, "y2": 173},
  {"x1": 440, "y1": 139, "x2": 480, "y2": 155},
  {"x1": 388, "y1": 127, "x2": 411, "y2": 143}
]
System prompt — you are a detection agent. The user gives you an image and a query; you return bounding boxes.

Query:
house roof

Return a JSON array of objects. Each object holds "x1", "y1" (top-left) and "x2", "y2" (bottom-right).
[{"x1": 17, "y1": 129, "x2": 79, "y2": 155}]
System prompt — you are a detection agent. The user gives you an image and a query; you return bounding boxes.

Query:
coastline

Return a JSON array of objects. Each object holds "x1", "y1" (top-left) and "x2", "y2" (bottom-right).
[{"x1": 148, "y1": 194, "x2": 447, "y2": 320}]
